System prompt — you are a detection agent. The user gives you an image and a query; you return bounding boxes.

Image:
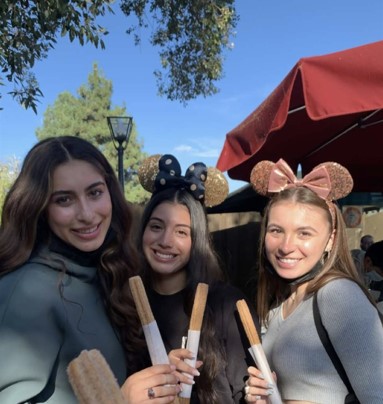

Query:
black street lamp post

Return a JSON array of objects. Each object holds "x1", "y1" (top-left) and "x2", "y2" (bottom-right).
[{"x1": 107, "y1": 116, "x2": 133, "y2": 191}]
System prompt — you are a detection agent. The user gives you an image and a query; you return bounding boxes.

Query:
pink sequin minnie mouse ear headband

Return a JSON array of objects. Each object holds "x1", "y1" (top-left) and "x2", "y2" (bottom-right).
[
  {"x1": 250, "y1": 158, "x2": 353, "y2": 201},
  {"x1": 138, "y1": 154, "x2": 229, "y2": 208}
]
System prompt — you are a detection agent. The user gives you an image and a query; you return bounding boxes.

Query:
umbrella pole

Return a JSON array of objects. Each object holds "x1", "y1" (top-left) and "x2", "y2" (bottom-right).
[{"x1": 306, "y1": 109, "x2": 381, "y2": 158}]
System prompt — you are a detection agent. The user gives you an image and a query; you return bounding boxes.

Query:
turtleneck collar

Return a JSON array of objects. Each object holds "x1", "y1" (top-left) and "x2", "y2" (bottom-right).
[{"x1": 47, "y1": 228, "x2": 115, "y2": 267}]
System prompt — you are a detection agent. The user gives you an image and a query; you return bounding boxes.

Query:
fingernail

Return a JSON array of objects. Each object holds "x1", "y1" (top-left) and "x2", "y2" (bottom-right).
[
  {"x1": 267, "y1": 389, "x2": 274, "y2": 395},
  {"x1": 192, "y1": 369, "x2": 200, "y2": 376},
  {"x1": 259, "y1": 373, "x2": 265, "y2": 379},
  {"x1": 267, "y1": 383, "x2": 274, "y2": 389},
  {"x1": 255, "y1": 396, "x2": 261, "y2": 400}
]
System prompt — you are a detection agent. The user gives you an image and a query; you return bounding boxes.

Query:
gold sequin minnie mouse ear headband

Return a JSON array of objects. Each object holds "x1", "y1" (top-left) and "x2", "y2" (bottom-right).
[
  {"x1": 250, "y1": 158, "x2": 353, "y2": 201},
  {"x1": 137, "y1": 154, "x2": 229, "y2": 208}
]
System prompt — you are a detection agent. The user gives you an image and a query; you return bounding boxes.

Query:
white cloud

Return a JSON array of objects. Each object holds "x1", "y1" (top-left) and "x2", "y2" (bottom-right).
[
  {"x1": 173, "y1": 144, "x2": 219, "y2": 159},
  {"x1": 194, "y1": 149, "x2": 220, "y2": 158},
  {"x1": 174, "y1": 144, "x2": 193, "y2": 152}
]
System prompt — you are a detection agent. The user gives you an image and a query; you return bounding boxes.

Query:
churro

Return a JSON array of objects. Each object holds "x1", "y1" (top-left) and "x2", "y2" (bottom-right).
[
  {"x1": 67, "y1": 349, "x2": 125, "y2": 404},
  {"x1": 179, "y1": 283, "x2": 209, "y2": 402},
  {"x1": 236, "y1": 299, "x2": 283, "y2": 404}
]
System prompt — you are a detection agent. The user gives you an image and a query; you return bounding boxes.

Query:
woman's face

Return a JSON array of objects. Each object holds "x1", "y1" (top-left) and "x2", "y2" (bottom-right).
[
  {"x1": 143, "y1": 202, "x2": 192, "y2": 279},
  {"x1": 265, "y1": 200, "x2": 334, "y2": 280},
  {"x1": 47, "y1": 159, "x2": 112, "y2": 252}
]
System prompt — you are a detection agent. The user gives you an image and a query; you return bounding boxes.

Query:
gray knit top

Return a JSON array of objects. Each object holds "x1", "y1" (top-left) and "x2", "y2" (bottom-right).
[
  {"x1": 0, "y1": 246, "x2": 127, "y2": 403},
  {"x1": 263, "y1": 278, "x2": 383, "y2": 403}
]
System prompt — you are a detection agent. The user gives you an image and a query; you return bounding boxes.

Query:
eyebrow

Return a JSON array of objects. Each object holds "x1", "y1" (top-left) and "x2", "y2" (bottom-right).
[
  {"x1": 148, "y1": 217, "x2": 163, "y2": 222},
  {"x1": 267, "y1": 223, "x2": 318, "y2": 232},
  {"x1": 148, "y1": 217, "x2": 191, "y2": 228},
  {"x1": 51, "y1": 181, "x2": 106, "y2": 196}
]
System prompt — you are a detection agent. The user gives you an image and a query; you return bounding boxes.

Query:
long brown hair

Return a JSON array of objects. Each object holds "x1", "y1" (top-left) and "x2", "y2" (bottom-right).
[
  {"x1": 0, "y1": 136, "x2": 145, "y2": 368},
  {"x1": 137, "y1": 188, "x2": 226, "y2": 403}
]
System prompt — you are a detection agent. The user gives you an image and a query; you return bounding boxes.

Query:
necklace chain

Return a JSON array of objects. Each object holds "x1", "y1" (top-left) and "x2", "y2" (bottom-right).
[{"x1": 289, "y1": 289, "x2": 304, "y2": 303}]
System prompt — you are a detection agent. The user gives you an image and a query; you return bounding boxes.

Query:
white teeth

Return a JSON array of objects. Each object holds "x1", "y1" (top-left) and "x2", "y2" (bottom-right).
[
  {"x1": 155, "y1": 252, "x2": 175, "y2": 259},
  {"x1": 76, "y1": 226, "x2": 97, "y2": 234},
  {"x1": 279, "y1": 258, "x2": 299, "y2": 263}
]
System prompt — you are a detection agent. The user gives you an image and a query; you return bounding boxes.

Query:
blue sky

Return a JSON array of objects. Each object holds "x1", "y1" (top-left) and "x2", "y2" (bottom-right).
[{"x1": 1, "y1": 0, "x2": 382, "y2": 192}]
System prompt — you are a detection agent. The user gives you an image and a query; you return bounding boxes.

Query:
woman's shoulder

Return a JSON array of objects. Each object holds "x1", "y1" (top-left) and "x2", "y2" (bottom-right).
[
  {"x1": 316, "y1": 277, "x2": 376, "y2": 320},
  {"x1": 318, "y1": 277, "x2": 362, "y2": 298},
  {"x1": 1, "y1": 259, "x2": 58, "y2": 285},
  {"x1": 3, "y1": 262, "x2": 52, "y2": 284},
  {"x1": 0, "y1": 266, "x2": 64, "y2": 329},
  {"x1": 0, "y1": 258, "x2": 65, "y2": 310}
]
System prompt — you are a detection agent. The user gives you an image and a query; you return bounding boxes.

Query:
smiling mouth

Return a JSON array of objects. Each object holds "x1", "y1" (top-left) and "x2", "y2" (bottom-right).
[
  {"x1": 154, "y1": 251, "x2": 176, "y2": 259},
  {"x1": 73, "y1": 225, "x2": 99, "y2": 234},
  {"x1": 278, "y1": 258, "x2": 300, "y2": 264}
]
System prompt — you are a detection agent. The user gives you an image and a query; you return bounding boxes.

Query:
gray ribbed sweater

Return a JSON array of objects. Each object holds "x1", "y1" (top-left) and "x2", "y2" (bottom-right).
[{"x1": 263, "y1": 278, "x2": 383, "y2": 403}]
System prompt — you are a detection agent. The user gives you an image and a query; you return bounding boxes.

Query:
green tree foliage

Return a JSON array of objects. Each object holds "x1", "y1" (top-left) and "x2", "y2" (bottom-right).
[
  {"x1": 1, "y1": 0, "x2": 237, "y2": 111},
  {"x1": 0, "y1": 158, "x2": 19, "y2": 221},
  {"x1": 0, "y1": 0, "x2": 112, "y2": 112},
  {"x1": 36, "y1": 63, "x2": 151, "y2": 204},
  {"x1": 121, "y1": 0, "x2": 238, "y2": 104}
]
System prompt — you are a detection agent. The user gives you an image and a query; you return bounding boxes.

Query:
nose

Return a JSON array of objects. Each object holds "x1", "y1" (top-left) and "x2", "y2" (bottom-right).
[
  {"x1": 278, "y1": 234, "x2": 296, "y2": 254},
  {"x1": 76, "y1": 199, "x2": 94, "y2": 222},
  {"x1": 158, "y1": 229, "x2": 174, "y2": 248}
]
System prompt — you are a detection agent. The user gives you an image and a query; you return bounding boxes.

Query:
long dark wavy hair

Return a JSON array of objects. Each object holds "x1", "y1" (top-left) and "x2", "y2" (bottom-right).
[
  {"x1": 256, "y1": 186, "x2": 376, "y2": 325},
  {"x1": 0, "y1": 136, "x2": 145, "y2": 370},
  {"x1": 137, "y1": 187, "x2": 226, "y2": 404}
]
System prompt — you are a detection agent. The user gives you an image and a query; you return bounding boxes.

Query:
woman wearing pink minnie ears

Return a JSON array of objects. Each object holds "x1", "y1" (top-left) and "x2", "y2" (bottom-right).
[{"x1": 243, "y1": 159, "x2": 383, "y2": 404}]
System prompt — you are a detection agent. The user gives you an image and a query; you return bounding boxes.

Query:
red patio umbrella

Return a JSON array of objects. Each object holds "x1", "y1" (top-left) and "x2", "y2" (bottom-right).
[{"x1": 217, "y1": 40, "x2": 383, "y2": 192}]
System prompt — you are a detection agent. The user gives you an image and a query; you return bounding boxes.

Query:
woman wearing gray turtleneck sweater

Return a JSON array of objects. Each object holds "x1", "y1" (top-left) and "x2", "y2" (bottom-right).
[{"x1": 0, "y1": 136, "x2": 181, "y2": 403}]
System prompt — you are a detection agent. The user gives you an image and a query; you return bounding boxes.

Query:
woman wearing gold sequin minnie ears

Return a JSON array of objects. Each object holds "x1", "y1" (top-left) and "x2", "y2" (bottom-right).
[
  {"x1": 243, "y1": 159, "x2": 383, "y2": 403},
  {"x1": 137, "y1": 154, "x2": 260, "y2": 404}
]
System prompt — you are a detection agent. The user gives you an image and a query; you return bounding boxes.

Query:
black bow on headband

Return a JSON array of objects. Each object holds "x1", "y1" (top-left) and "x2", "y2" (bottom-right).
[{"x1": 154, "y1": 154, "x2": 207, "y2": 201}]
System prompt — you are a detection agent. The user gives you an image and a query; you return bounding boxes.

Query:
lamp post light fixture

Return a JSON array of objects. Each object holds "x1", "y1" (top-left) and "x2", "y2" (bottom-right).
[{"x1": 107, "y1": 116, "x2": 133, "y2": 191}]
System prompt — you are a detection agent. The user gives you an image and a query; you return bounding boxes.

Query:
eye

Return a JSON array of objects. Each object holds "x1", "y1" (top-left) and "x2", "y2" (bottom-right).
[
  {"x1": 299, "y1": 230, "x2": 313, "y2": 238},
  {"x1": 52, "y1": 195, "x2": 72, "y2": 206},
  {"x1": 148, "y1": 222, "x2": 163, "y2": 231},
  {"x1": 176, "y1": 228, "x2": 190, "y2": 237},
  {"x1": 267, "y1": 226, "x2": 282, "y2": 234},
  {"x1": 89, "y1": 188, "x2": 103, "y2": 198}
]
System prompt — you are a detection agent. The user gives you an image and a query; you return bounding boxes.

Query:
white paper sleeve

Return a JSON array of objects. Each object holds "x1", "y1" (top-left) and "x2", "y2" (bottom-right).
[
  {"x1": 250, "y1": 343, "x2": 283, "y2": 404},
  {"x1": 143, "y1": 321, "x2": 169, "y2": 365},
  {"x1": 179, "y1": 329, "x2": 201, "y2": 398}
]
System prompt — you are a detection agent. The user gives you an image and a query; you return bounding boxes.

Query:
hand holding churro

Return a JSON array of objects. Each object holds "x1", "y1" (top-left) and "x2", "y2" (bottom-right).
[
  {"x1": 178, "y1": 283, "x2": 209, "y2": 403},
  {"x1": 129, "y1": 275, "x2": 181, "y2": 404},
  {"x1": 168, "y1": 348, "x2": 203, "y2": 383},
  {"x1": 236, "y1": 299, "x2": 283, "y2": 404},
  {"x1": 121, "y1": 363, "x2": 181, "y2": 403}
]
